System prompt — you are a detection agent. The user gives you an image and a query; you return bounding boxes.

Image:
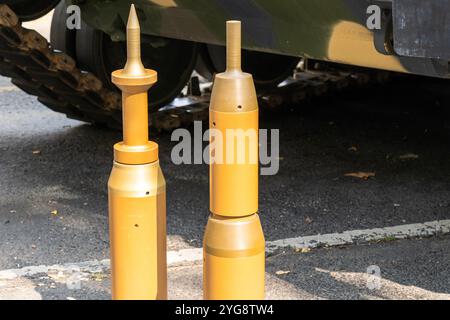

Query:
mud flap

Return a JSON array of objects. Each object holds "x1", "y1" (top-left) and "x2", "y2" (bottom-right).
[{"x1": 393, "y1": 0, "x2": 450, "y2": 60}]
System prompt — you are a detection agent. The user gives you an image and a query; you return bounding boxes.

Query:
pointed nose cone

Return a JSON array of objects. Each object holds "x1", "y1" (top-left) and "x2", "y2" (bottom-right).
[
  {"x1": 122, "y1": 4, "x2": 147, "y2": 77},
  {"x1": 127, "y1": 4, "x2": 140, "y2": 31}
]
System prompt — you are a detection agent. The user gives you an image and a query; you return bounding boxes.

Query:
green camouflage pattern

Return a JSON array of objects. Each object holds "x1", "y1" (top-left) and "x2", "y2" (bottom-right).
[{"x1": 70, "y1": 0, "x2": 449, "y2": 78}]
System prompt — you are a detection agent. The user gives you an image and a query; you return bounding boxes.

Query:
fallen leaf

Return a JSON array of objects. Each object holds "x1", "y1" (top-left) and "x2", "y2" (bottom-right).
[
  {"x1": 399, "y1": 153, "x2": 419, "y2": 160},
  {"x1": 344, "y1": 172, "x2": 375, "y2": 180},
  {"x1": 92, "y1": 273, "x2": 108, "y2": 282},
  {"x1": 275, "y1": 270, "x2": 290, "y2": 276}
]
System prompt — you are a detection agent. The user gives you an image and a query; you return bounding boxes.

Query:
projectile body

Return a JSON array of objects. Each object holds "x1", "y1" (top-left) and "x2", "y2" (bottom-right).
[
  {"x1": 203, "y1": 21, "x2": 265, "y2": 300},
  {"x1": 108, "y1": 4, "x2": 167, "y2": 300}
]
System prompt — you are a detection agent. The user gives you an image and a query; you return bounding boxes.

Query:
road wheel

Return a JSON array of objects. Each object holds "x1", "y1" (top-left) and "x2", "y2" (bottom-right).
[
  {"x1": 75, "y1": 21, "x2": 198, "y2": 110},
  {"x1": 50, "y1": 1, "x2": 76, "y2": 58},
  {"x1": 196, "y1": 44, "x2": 300, "y2": 90}
]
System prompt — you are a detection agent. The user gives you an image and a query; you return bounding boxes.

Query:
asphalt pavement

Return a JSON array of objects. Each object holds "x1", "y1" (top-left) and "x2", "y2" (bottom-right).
[{"x1": 0, "y1": 73, "x2": 449, "y2": 300}]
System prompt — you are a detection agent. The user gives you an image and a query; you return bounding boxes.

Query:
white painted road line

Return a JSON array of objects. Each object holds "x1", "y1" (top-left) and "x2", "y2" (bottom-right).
[
  {"x1": 266, "y1": 219, "x2": 450, "y2": 253},
  {"x1": 0, "y1": 86, "x2": 19, "y2": 93},
  {"x1": 167, "y1": 248, "x2": 202, "y2": 266},
  {"x1": 0, "y1": 219, "x2": 449, "y2": 278},
  {"x1": 0, "y1": 259, "x2": 110, "y2": 281}
]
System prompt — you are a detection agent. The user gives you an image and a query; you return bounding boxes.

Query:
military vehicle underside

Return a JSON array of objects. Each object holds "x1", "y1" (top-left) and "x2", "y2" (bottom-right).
[{"x1": 0, "y1": 0, "x2": 449, "y2": 129}]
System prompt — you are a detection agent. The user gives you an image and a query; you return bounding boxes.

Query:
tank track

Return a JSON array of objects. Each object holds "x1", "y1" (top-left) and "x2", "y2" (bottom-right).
[{"x1": 0, "y1": 4, "x2": 389, "y2": 132}]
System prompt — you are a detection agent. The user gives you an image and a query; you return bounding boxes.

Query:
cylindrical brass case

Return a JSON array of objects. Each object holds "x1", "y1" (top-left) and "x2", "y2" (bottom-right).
[
  {"x1": 108, "y1": 161, "x2": 167, "y2": 300},
  {"x1": 203, "y1": 214, "x2": 265, "y2": 299},
  {"x1": 209, "y1": 72, "x2": 259, "y2": 217},
  {"x1": 209, "y1": 108, "x2": 259, "y2": 217}
]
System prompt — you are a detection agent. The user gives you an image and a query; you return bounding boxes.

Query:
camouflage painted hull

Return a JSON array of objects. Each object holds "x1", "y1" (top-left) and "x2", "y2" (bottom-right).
[{"x1": 75, "y1": 0, "x2": 448, "y2": 78}]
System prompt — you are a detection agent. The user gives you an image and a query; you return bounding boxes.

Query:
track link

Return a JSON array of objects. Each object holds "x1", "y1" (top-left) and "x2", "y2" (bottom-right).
[{"x1": 0, "y1": 4, "x2": 389, "y2": 132}]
